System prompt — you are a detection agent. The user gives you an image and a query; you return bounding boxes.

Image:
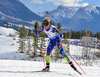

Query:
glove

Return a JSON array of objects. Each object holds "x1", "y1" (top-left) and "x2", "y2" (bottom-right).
[
  {"x1": 60, "y1": 34, "x2": 63, "y2": 40},
  {"x1": 56, "y1": 39, "x2": 61, "y2": 43}
]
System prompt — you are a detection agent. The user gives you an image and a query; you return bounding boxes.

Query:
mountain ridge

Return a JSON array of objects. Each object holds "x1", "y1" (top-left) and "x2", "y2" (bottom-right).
[
  {"x1": 0, "y1": 0, "x2": 100, "y2": 33},
  {"x1": 0, "y1": 0, "x2": 43, "y2": 24},
  {"x1": 38, "y1": 5, "x2": 100, "y2": 33}
]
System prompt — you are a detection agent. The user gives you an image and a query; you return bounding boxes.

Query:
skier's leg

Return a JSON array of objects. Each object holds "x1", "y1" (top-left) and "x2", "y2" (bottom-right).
[
  {"x1": 57, "y1": 42, "x2": 77, "y2": 70},
  {"x1": 42, "y1": 41, "x2": 55, "y2": 71},
  {"x1": 56, "y1": 42, "x2": 70, "y2": 63},
  {"x1": 46, "y1": 40, "x2": 55, "y2": 63}
]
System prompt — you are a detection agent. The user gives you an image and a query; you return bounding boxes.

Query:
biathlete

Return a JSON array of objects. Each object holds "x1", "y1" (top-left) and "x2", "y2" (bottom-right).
[{"x1": 35, "y1": 17, "x2": 77, "y2": 72}]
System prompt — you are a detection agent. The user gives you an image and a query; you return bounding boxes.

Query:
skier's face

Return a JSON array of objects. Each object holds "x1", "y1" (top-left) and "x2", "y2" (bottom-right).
[
  {"x1": 43, "y1": 21, "x2": 49, "y2": 27},
  {"x1": 43, "y1": 21, "x2": 50, "y2": 30},
  {"x1": 44, "y1": 24, "x2": 50, "y2": 30},
  {"x1": 43, "y1": 22, "x2": 49, "y2": 27},
  {"x1": 43, "y1": 19, "x2": 50, "y2": 27}
]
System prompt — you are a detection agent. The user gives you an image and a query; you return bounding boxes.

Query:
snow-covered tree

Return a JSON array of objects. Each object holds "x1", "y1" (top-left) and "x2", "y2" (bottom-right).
[
  {"x1": 39, "y1": 32, "x2": 46, "y2": 56},
  {"x1": 26, "y1": 37, "x2": 32, "y2": 55},
  {"x1": 31, "y1": 22, "x2": 39, "y2": 57},
  {"x1": 19, "y1": 23, "x2": 26, "y2": 38},
  {"x1": 64, "y1": 33, "x2": 70, "y2": 53},
  {"x1": 18, "y1": 38, "x2": 26, "y2": 53},
  {"x1": 18, "y1": 23, "x2": 26, "y2": 53}
]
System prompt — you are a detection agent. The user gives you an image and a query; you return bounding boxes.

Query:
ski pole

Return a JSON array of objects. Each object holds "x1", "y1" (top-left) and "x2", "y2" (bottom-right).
[
  {"x1": 46, "y1": 11, "x2": 50, "y2": 19},
  {"x1": 39, "y1": 36, "x2": 46, "y2": 68},
  {"x1": 41, "y1": 48, "x2": 46, "y2": 67},
  {"x1": 69, "y1": 54, "x2": 86, "y2": 75}
]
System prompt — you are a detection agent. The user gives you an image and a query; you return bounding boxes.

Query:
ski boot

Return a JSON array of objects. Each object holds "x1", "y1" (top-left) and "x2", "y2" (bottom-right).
[
  {"x1": 69, "y1": 61, "x2": 82, "y2": 75},
  {"x1": 69, "y1": 61, "x2": 77, "y2": 70},
  {"x1": 42, "y1": 63, "x2": 50, "y2": 72}
]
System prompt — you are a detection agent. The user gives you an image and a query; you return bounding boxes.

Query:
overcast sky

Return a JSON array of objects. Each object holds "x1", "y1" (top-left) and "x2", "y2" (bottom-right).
[{"x1": 19, "y1": 0, "x2": 100, "y2": 13}]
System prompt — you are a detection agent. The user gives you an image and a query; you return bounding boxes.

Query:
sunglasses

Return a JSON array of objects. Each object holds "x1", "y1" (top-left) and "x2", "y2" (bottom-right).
[{"x1": 43, "y1": 23, "x2": 49, "y2": 27}]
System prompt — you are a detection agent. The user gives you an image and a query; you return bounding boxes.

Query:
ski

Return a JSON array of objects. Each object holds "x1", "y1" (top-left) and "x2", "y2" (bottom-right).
[
  {"x1": 35, "y1": 70, "x2": 57, "y2": 73},
  {"x1": 75, "y1": 69, "x2": 82, "y2": 75},
  {"x1": 17, "y1": 70, "x2": 56, "y2": 73}
]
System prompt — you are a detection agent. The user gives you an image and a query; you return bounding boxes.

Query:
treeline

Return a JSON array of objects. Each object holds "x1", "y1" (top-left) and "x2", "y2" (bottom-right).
[
  {"x1": 63, "y1": 29, "x2": 100, "y2": 39},
  {"x1": 6, "y1": 21, "x2": 100, "y2": 39}
]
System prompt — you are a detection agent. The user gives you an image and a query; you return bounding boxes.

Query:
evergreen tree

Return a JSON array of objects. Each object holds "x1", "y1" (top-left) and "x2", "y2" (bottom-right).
[
  {"x1": 55, "y1": 22, "x2": 62, "y2": 59},
  {"x1": 26, "y1": 37, "x2": 32, "y2": 55},
  {"x1": 95, "y1": 32, "x2": 100, "y2": 39},
  {"x1": 87, "y1": 30, "x2": 93, "y2": 37},
  {"x1": 19, "y1": 23, "x2": 26, "y2": 38},
  {"x1": 57, "y1": 22, "x2": 62, "y2": 33},
  {"x1": 75, "y1": 31, "x2": 81, "y2": 39},
  {"x1": 39, "y1": 32, "x2": 46, "y2": 56},
  {"x1": 69, "y1": 29, "x2": 72, "y2": 39},
  {"x1": 38, "y1": 22, "x2": 46, "y2": 57},
  {"x1": 32, "y1": 31, "x2": 38, "y2": 57},
  {"x1": 34, "y1": 22, "x2": 39, "y2": 29},
  {"x1": 18, "y1": 38, "x2": 26, "y2": 53},
  {"x1": 7, "y1": 24, "x2": 9, "y2": 28},
  {"x1": 83, "y1": 29, "x2": 87, "y2": 36},
  {"x1": 64, "y1": 33, "x2": 70, "y2": 53},
  {"x1": 18, "y1": 23, "x2": 26, "y2": 53},
  {"x1": 32, "y1": 22, "x2": 39, "y2": 57},
  {"x1": 98, "y1": 33, "x2": 100, "y2": 40},
  {"x1": 28, "y1": 29, "x2": 31, "y2": 36}
]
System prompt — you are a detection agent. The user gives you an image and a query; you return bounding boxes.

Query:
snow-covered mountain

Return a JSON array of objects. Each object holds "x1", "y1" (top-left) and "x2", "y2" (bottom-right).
[
  {"x1": 39, "y1": 5, "x2": 100, "y2": 33},
  {"x1": 0, "y1": 0, "x2": 100, "y2": 33},
  {"x1": 0, "y1": 0, "x2": 43, "y2": 27}
]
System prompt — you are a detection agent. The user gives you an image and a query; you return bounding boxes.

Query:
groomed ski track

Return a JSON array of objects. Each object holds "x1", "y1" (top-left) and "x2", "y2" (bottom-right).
[{"x1": 0, "y1": 60, "x2": 100, "y2": 77}]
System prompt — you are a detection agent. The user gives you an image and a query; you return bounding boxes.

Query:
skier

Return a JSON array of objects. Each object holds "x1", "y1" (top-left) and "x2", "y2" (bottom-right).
[{"x1": 35, "y1": 17, "x2": 77, "y2": 72}]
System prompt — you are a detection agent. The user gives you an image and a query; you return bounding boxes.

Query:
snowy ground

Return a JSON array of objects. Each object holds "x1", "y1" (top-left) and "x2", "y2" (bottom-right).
[
  {"x1": 0, "y1": 27, "x2": 29, "y2": 60},
  {"x1": 0, "y1": 27, "x2": 100, "y2": 77},
  {"x1": 0, "y1": 60, "x2": 100, "y2": 77}
]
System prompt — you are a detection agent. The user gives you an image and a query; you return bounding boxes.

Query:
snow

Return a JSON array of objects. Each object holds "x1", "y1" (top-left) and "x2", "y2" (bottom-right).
[
  {"x1": 0, "y1": 27, "x2": 18, "y2": 55},
  {"x1": 84, "y1": 5, "x2": 99, "y2": 14},
  {"x1": 0, "y1": 27, "x2": 100, "y2": 77},
  {"x1": 0, "y1": 27, "x2": 28, "y2": 60},
  {"x1": 0, "y1": 60, "x2": 100, "y2": 77},
  {"x1": 0, "y1": 27, "x2": 18, "y2": 36},
  {"x1": 52, "y1": 6, "x2": 80, "y2": 19}
]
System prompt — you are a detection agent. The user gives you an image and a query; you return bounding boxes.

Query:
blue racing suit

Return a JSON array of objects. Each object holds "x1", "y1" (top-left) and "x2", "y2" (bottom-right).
[{"x1": 35, "y1": 25, "x2": 71, "y2": 64}]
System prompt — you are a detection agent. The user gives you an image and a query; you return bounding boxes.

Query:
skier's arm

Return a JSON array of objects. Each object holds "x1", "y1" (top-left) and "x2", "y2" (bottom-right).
[
  {"x1": 35, "y1": 26, "x2": 44, "y2": 35},
  {"x1": 52, "y1": 27, "x2": 63, "y2": 39}
]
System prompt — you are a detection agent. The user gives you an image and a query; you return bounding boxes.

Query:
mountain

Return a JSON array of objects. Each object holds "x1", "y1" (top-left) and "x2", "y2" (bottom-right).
[
  {"x1": 0, "y1": 0, "x2": 43, "y2": 28},
  {"x1": 1, "y1": 0, "x2": 100, "y2": 33},
  {"x1": 39, "y1": 5, "x2": 100, "y2": 33}
]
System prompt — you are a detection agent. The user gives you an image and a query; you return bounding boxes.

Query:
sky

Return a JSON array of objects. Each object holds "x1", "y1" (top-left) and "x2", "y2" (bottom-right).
[{"x1": 19, "y1": 0, "x2": 100, "y2": 13}]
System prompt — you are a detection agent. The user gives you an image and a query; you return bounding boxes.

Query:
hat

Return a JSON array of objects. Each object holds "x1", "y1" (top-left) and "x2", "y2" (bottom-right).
[{"x1": 42, "y1": 17, "x2": 50, "y2": 26}]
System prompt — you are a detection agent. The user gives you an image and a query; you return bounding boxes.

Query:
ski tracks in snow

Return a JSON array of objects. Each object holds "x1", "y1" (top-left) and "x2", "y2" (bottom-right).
[{"x1": 0, "y1": 60, "x2": 100, "y2": 77}]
